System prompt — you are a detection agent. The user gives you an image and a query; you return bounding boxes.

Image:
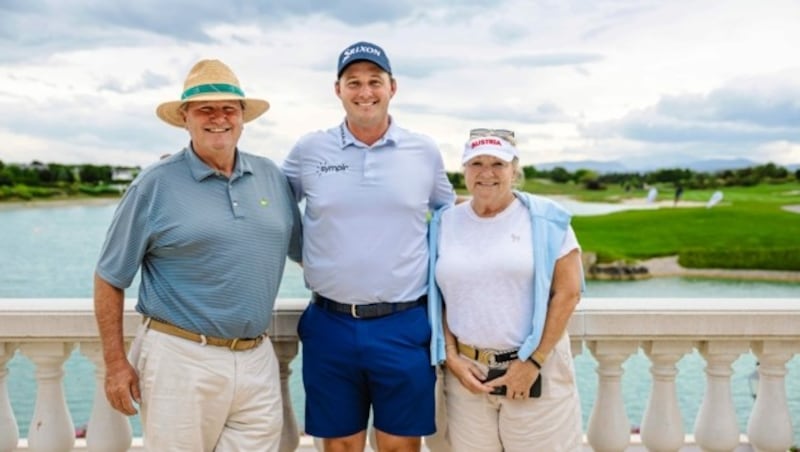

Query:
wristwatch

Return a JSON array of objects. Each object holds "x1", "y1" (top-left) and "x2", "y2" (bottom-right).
[{"x1": 528, "y1": 350, "x2": 548, "y2": 369}]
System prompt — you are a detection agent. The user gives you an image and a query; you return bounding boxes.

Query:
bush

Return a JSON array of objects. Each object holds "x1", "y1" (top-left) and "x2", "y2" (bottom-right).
[
  {"x1": 26, "y1": 186, "x2": 61, "y2": 198},
  {"x1": 78, "y1": 184, "x2": 122, "y2": 195},
  {"x1": 11, "y1": 184, "x2": 31, "y2": 200},
  {"x1": 447, "y1": 172, "x2": 464, "y2": 189},
  {"x1": 583, "y1": 180, "x2": 606, "y2": 190},
  {"x1": 0, "y1": 184, "x2": 64, "y2": 200},
  {"x1": 679, "y1": 248, "x2": 800, "y2": 271}
]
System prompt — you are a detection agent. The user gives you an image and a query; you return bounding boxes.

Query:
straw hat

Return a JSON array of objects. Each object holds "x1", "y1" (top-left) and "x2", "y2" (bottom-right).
[{"x1": 156, "y1": 59, "x2": 270, "y2": 127}]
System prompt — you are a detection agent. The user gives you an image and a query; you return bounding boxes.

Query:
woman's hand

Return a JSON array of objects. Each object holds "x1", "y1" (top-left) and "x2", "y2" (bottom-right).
[
  {"x1": 445, "y1": 353, "x2": 494, "y2": 394},
  {"x1": 493, "y1": 359, "x2": 539, "y2": 400}
]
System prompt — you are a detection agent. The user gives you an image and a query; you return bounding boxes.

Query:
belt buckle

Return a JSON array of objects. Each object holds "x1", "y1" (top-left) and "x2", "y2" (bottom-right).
[
  {"x1": 350, "y1": 304, "x2": 360, "y2": 319},
  {"x1": 478, "y1": 349, "x2": 495, "y2": 366}
]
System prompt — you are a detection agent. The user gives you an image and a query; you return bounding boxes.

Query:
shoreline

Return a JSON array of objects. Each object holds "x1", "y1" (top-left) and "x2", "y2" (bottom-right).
[
  {"x1": 639, "y1": 255, "x2": 800, "y2": 282},
  {"x1": 0, "y1": 196, "x2": 119, "y2": 211}
]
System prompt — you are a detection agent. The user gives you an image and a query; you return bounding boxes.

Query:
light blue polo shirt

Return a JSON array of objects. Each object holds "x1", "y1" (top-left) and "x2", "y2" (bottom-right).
[
  {"x1": 96, "y1": 146, "x2": 302, "y2": 338},
  {"x1": 282, "y1": 118, "x2": 455, "y2": 304}
]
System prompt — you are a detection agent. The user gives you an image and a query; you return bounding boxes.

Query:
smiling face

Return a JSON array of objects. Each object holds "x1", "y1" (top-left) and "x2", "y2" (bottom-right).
[
  {"x1": 464, "y1": 154, "x2": 517, "y2": 209},
  {"x1": 182, "y1": 100, "x2": 244, "y2": 158},
  {"x1": 335, "y1": 61, "x2": 396, "y2": 133}
]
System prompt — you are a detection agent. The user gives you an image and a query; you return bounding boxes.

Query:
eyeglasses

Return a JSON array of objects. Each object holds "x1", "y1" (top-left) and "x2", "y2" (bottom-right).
[{"x1": 469, "y1": 128, "x2": 516, "y2": 145}]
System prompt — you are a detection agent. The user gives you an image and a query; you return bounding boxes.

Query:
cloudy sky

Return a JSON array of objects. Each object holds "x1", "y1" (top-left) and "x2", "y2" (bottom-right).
[{"x1": 1, "y1": 0, "x2": 799, "y2": 171}]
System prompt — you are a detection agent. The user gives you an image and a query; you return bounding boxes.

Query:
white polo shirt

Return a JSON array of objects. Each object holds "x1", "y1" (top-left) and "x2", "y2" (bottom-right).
[{"x1": 282, "y1": 119, "x2": 455, "y2": 304}]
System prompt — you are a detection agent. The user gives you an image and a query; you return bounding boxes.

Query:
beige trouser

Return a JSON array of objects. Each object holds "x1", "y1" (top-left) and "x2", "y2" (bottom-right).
[
  {"x1": 130, "y1": 326, "x2": 283, "y2": 451},
  {"x1": 443, "y1": 333, "x2": 582, "y2": 452}
]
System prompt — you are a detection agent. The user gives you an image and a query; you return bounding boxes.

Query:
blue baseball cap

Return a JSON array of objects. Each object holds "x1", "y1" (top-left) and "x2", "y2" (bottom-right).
[{"x1": 337, "y1": 41, "x2": 392, "y2": 77}]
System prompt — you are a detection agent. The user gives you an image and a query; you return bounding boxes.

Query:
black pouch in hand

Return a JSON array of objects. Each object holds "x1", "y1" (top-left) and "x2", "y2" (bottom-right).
[{"x1": 485, "y1": 367, "x2": 542, "y2": 398}]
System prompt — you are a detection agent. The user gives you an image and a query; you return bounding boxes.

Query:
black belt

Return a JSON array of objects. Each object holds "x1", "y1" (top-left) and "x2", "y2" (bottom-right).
[
  {"x1": 458, "y1": 342, "x2": 519, "y2": 365},
  {"x1": 312, "y1": 293, "x2": 427, "y2": 319}
]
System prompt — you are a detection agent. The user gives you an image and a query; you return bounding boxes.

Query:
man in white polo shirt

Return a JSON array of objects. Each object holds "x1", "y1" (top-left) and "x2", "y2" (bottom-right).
[{"x1": 282, "y1": 41, "x2": 455, "y2": 451}]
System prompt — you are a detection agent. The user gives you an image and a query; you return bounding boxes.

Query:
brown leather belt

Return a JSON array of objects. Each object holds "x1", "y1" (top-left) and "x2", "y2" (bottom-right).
[
  {"x1": 458, "y1": 342, "x2": 519, "y2": 365},
  {"x1": 144, "y1": 317, "x2": 266, "y2": 351}
]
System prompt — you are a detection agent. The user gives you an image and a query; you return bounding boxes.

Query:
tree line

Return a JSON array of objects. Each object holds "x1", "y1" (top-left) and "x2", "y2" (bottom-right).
[
  {"x1": 0, "y1": 160, "x2": 124, "y2": 186},
  {"x1": 447, "y1": 162, "x2": 799, "y2": 190},
  {"x1": 0, "y1": 160, "x2": 138, "y2": 200},
  {"x1": 1, "y1": 159, "x2": 797, "y2": 194}
]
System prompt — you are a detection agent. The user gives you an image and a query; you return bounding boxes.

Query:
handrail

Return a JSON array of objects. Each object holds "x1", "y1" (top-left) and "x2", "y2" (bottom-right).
[{"x1": 0, "y1": 297, "x2": 798, "y2": 452}]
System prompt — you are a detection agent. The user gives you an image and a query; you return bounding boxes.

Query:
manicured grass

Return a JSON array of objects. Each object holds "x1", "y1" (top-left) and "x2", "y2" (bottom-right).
[
  {"x1": 531, "y1": 181, "x2": 800, "y2": 270},
  {"x1": 521, "y1": 179, "x2": 800, "y2": 205},
  {"x1": 571, "y1": 205, "x2": 800, "y2": 268}
]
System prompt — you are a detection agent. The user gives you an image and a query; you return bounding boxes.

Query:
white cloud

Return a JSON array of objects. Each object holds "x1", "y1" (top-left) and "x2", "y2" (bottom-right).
[{"x1": 1, "y1": 0, "x2": 799, "y2": 171}]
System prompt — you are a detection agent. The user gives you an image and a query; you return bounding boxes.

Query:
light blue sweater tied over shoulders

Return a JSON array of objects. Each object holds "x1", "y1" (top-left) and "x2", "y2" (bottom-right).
[{"x1": 427, "y1": 191, "x2": 584, "y2": 365}]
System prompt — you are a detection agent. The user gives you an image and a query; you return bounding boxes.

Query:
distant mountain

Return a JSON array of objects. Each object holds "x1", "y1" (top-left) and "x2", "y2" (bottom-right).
[
  {"x1": 532, "y1": 160, "x2": 629, "y2": 173},
  {"x1": 531, "y1": 158, "x2": 774, "y2": 174},
  {"x1": 679, "y1": 158, "x2": 758, "y2": 173}
]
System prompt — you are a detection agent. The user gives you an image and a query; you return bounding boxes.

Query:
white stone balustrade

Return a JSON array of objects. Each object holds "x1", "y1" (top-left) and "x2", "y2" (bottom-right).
[
  {"x1": 0, "y1": 297, "x2": 798, "y2": 451},
  {"x1": 587, "y1": 340, "x2": 638, "y2": 452},
  {"x1": 747, "y1": 341, "x2": 796, "y2": 452},
  {"x1": 81, "y1": 342, "x2": 132, "y2": 452},
  {"x1": 694, "y1": 340, "x2": 748, "y2": 452},
  {"x1": 0, "y1": 343, "x2": 18, "y2": 452}
]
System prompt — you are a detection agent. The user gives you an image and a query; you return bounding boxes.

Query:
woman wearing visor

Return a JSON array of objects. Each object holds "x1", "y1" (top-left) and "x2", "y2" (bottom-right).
[{"x1": 428, "y1": 129, "x2": 584, "y2": 451}]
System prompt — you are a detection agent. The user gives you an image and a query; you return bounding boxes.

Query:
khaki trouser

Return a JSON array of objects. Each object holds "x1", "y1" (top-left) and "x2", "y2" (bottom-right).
[
  {"x1": 443, "y1": 333, "x2": 582, "y2": 452},
  {"x1": 130, "y1": 325, "x2": 283, "y2": 451}
]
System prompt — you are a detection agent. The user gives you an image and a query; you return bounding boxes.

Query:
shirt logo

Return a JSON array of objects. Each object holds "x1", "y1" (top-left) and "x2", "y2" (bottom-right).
[
  {"x1": 315, "y1": 162, "x2": 350, "y2": 176},
  {"x1": 259, "y1": 198, "x2": 269, "y2": 207}
]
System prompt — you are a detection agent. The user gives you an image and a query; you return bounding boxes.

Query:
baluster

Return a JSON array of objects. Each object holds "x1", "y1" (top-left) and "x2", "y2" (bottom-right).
[
  {"x1": 694, "y1": 341, "x2": 748, "y2": 452},
  {"x1": 0, "y1": 343, "x2": 19, "y2": 452},
  {"x1": 747, "y1": 340, "x2": 795, "y2": 452},
  {"x1": 586, "y1": 340, "x2": 638, "y2": 452},
  {"x1": 640, "y1": 341, "x2": 692, "y2": 452},
  {"x1": 272, "y1": 339, "x2": 300, "y2": 452},
  {"x1": 570, "y1": 337, "x2": 583, "y2": 358},
  {"x1": 80, "y1": 342, "x2": 132, "y2": 452},
  {"x1": 19, "y1": 342, "x2": 75, "y2": 452}
]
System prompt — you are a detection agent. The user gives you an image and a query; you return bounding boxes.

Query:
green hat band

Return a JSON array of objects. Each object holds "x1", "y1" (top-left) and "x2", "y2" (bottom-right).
[{"x1": 181, "y1": 83, "x2": 245, "y2": 100}]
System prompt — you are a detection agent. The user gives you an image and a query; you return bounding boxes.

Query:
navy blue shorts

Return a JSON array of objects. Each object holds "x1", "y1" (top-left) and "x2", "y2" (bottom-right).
[{"x1": 298, "y1": 301, "x2": 436, "y2": 438}]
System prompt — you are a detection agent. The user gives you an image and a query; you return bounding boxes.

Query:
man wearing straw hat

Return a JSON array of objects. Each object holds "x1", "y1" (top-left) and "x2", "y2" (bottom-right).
[
  {"x1": 283, "y1": 41, "x2": 455, "y2": 451},
  {"x1": 94, "y1": 59, "x2": 302, "y2": 451}
]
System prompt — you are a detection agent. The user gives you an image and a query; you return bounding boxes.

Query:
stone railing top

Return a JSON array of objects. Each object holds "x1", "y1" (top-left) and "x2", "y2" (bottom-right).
[
  {"x1": 571, "y1": 298, "x2": 800, "y2": 339},
  {"x1": 0, "y1": 298, "x2": 311, "y2": 341},
  {"x1": 0, "y1": 297, "x2": 798, "y2": 341}
]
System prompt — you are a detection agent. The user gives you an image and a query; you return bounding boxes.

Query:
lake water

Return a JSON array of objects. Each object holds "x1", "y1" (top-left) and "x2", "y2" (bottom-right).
[{"x1": 1, "y1": 201, "x2": 798, "y2": 442}]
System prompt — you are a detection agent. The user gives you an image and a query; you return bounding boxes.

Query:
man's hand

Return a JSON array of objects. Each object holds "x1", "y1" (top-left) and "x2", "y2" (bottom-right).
[{"x1": 104, "y1": 358, "x2": 141, "y2": 415}]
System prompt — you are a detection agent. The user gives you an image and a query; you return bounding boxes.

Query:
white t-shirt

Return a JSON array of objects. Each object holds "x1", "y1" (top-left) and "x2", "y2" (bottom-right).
[{"x1": 434, "y1": 198, "x2": 579, "y2": 350}]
